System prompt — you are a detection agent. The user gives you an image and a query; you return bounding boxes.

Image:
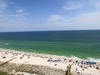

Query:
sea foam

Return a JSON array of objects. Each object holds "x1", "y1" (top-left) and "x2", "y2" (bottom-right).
[{"x1": 69, "y1": 55, "x2": 100, "y2": 62}]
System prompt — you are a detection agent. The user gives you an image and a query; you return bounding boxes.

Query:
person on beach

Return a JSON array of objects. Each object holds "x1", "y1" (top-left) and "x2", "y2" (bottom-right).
[
  {"x1": 76, "y1": 68, "x2": 78, "y2": 71},
  {"x1": 82, "y1": 68, "x2": 84, "y2": 71}
]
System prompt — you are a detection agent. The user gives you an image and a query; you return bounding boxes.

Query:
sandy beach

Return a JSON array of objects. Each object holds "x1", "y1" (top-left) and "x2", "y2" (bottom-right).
[{"x1": 0, "y1": 48, "x2": 100, "y2": 75}]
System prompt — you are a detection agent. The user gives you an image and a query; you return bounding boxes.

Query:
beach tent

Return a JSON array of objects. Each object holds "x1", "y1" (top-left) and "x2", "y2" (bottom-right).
[
  {"x1": 53, "y1": 59, "x2": 61, "y2": 62},
  {"x1": 86, "y1": 62, "x2": 96, "y2": 65}
]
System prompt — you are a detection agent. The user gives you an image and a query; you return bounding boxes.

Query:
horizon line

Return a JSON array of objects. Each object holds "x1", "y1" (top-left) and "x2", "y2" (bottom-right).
[{"x1": 0, "y1": 29, "x2": 100, "y2": 33}]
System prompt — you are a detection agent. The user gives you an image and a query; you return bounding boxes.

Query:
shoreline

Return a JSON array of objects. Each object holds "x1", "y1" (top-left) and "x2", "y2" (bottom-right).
[
  {"x1": 0, "y1": 48, "x2": 69, "y2": 70},
  {"x1": 0, "y1": 48, "x2": 100, "y2": 62},
  {"x1": 0, "y1": 48, "x2": 100, "y2": 75},
  {"x1": 0, "y1": 48, "x2": 68, "y2": 75}
]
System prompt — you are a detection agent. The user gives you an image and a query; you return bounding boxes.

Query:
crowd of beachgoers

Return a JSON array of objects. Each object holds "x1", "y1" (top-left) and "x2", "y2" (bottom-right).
[{"x1": 0, "y1": 48, "x2": 100, "y2": 75}]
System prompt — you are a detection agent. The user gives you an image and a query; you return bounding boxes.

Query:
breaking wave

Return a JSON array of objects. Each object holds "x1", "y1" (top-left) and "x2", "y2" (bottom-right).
[{"x1": 69, "y1": 55, "x2": 100, "y2": 62}]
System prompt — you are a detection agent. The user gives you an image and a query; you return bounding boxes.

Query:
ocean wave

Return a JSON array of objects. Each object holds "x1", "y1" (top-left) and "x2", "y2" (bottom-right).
[
  {"x1": 69, "y1": 55, "x2": 82, "y2": 60},
  {"x1": 69, "y1": 55, "x2": 100, "y2": 62},
  {"x1": 87, "y1": 57, "x2": 100, "y2": 62}
]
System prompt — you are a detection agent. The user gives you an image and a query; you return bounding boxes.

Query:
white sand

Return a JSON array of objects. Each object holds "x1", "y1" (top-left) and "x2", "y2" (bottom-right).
[
  {"x1": 71, "y1": 64, "x2": 100, "y2": 75},
  {"x1": 0, "y1": 48, "x2": 68, "y2": 70},
  {"x1": 0, "y1": 48, "x2": 100, "y2": 75}
]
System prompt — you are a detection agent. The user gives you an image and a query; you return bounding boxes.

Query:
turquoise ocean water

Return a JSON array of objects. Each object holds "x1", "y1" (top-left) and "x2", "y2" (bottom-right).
[{"x1": 0, "y1": 30, "x2": 100, "y2": 61}]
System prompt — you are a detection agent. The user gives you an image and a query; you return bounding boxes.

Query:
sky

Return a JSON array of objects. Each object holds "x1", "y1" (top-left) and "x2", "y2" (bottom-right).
[{"x1": 0, "y1": 0, "x2": 100, "y2": 32}]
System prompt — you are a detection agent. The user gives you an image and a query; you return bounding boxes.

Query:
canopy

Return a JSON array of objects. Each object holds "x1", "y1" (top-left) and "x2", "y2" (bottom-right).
[{"x1": 86, "y1": 62, "x2": 96, "y2": 64}]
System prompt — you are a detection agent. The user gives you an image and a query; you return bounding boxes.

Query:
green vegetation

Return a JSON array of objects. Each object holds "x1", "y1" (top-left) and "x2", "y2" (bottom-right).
[
  {"x1": 0, "y1": 72, "x2": 10, "y2": 75},
  {"x1": 0, "y1": 72, "x2": 23, "y2": 75}
]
